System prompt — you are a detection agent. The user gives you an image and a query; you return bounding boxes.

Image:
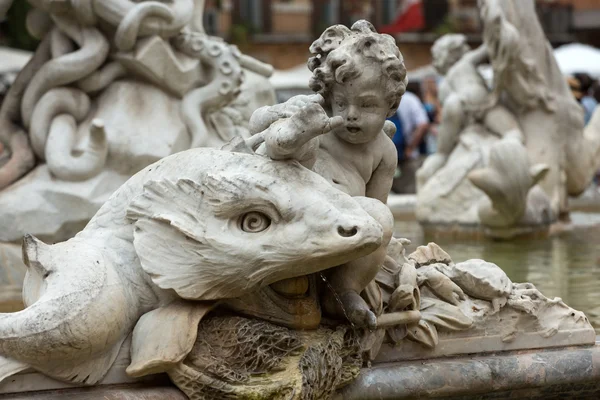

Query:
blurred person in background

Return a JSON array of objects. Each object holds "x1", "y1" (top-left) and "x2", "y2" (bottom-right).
[
  {"x1": 421, "y1": 76, "x2": 441, "y2": 153},
  {"x1": 391, "y1": 81, "x2": 429, "y2": 194},
  {"x1": 593, "y1": 80, "x2": 600, "y2": 105},
  {"x1": 573, "y1": 72, "x2": 597, "y2": 126}
]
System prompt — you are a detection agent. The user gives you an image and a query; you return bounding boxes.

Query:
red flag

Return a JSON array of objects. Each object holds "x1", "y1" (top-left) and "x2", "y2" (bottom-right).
[{"x1": 380, "y1": 0, "x2": 425, "y2": 34}]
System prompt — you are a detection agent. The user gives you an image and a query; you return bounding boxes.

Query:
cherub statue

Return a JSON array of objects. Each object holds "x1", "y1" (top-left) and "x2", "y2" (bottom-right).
[
  {"x1": 416, "y1": 34, "x2": 522, "y2": 188},
  {"x1": 246, "y1": 20, "x2": 407, "y2": 328}
]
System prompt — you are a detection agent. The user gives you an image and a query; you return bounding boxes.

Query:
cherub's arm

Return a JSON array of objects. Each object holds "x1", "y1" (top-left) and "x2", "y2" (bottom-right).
[
  {"x1": 253, "y1": 102, "x2": 343, "y2": 168},
  {"x1": 248, "y1": 94, "x2": 325, "y2": 134},
  {"x1": 463, "y1": 44, "x2": 489, "y2": 67},
  {"x1": 365, "y1": 136, "x2": 398, "y2": 204}
]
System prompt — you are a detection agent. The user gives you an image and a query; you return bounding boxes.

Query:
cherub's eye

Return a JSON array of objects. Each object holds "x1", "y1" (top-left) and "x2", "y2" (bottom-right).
[
  {"x1": 240, "y1": 212, "x2": 271, "y2": 233},
  {"x1": 335, "y1": 98, "x2": 347, "y2": 109}
]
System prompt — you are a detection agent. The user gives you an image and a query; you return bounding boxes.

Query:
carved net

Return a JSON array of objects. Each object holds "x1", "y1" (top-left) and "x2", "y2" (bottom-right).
[
  {"x1": 168, "y1": 315, "x2": 363, "y2": 400},
  {"x1": 186, "y1": 315, "x2": 303, "y2": 382},
  {"x1": 299, "y1": 328, "x2": 362, "y2": 399}
]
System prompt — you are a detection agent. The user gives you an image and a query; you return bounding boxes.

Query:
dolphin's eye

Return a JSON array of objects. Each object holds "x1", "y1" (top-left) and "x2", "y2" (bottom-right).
[{"x1": 240, "y1": 211, "x2": 271, "y2": 233}]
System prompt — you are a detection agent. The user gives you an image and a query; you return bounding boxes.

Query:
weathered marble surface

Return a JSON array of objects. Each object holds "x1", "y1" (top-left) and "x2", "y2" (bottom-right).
[{"x1": 0, "y1": 384, "x2": 186, "y2": 400}]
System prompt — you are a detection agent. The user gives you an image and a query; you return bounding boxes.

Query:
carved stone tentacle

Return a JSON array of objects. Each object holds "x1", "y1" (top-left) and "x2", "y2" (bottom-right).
[
  {"x1": 50, "y1": 26, "x2": 75, "y2": 59},
  {"x1": 0, "y1": 35, "x2": 51, "y2": 135},
  {"x1": 92, "y1": 0, "x2": 194, "y2": 39},
  {"x1": 29, "y1": 88, "x2": 91, "y2": 159},
  {"x1": 0, "y1": 130, "x2": 35, "y2": 190},
  {"x1": 76, "y1": 61, "x2": 127, "y2": 93},
  {"x1": 174, "y1": 33, "x2": 245, "y2": 147},
  {"x1": 114, "y1": 2, "x2": 174, "y2": 52},
  {"x1": 71, "y1": 0, "x2": 97, "y2": 26},
  {"x1": 45, "y1": 116, "x2": 108, "y2": 181},
  {"x1": 0, "y1": 34, "x2": 52, "y2": 190},
  {"x1": 25, "y1": 7, "x2": 53, "y2": 40},
  {"x1": 20, "y1": 16, "x2": 110, "y2": 128}
]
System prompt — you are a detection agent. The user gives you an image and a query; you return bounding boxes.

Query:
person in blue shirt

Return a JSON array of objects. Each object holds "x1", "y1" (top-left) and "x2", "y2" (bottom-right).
[{"x1": 390, "y1": 83, "x2": 429, "y2": 194}]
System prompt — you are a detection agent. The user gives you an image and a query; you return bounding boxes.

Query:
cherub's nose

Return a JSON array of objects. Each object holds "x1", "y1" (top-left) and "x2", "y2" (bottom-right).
[{"x1": 346, "y1": 105, "x2": 359, "y2": 121}]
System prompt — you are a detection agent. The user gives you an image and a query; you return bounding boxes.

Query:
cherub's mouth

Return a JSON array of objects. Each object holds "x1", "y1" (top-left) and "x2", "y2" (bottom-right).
[{"x1": 347, "y1": 127, "x2": 360, "y2": 134}]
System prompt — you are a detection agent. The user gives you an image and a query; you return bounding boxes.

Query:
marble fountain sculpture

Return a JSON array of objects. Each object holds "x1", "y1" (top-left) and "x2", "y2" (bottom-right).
[
  {"x1": 0, "y1": 0, "x2": 275, "y2": 311},
  {"x1": 0, "y1": 19, "x2": 595, "y2": 400},
  {"x1": 416, "y1": 0, "x2": 600, "y2": 238}
]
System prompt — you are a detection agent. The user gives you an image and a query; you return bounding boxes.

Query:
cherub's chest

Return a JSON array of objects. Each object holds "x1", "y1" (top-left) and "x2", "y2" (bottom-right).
[{"x1": 313, "y1": 143, "x2": 376, "y2": 196}]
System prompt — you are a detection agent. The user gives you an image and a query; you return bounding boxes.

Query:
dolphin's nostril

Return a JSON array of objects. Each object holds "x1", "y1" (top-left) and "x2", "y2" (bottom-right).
[{"x1": 338, "y1": 225, "x2": 358, "y2": 237}]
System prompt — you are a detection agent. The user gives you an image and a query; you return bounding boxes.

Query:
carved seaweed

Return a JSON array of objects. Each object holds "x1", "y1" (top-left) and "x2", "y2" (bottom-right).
[
  {"x1": 420, "y1": 297, "x2": 473, "y2": 332},
  {"x1": 406, "y1": 320, "x2": 438, "y2": 349}
]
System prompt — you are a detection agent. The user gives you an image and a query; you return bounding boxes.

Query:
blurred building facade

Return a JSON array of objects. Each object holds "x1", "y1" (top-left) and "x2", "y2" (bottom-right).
[
  {"x1": 205, "y1": 0, "x2": 600, "y2": 69},
  {"x1": 2, "y1": 1, "x2": 599, "y2": 69}
]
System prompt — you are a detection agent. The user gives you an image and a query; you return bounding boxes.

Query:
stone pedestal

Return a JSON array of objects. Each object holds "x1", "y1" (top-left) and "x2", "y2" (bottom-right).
[
  {"x1": 338, "y1": 342, "x2": 600, "y2": 400},
  {"x1": 0, "y1": 383, "x2": 186, "y2": 400}
]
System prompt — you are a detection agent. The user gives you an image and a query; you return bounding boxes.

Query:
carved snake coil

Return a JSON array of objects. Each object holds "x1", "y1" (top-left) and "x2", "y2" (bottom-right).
[{"x1": 0, "y1": 0, "x2": 194, "y2": 188}]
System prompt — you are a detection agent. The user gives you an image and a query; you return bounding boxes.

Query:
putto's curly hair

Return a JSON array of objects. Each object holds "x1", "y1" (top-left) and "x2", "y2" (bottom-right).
[
  {"x1": 431, "y1": 34, "x2": 470, "y2": 75},
  {"x1": 308, "y1": 20, "x2": 408, "y2": 118}
]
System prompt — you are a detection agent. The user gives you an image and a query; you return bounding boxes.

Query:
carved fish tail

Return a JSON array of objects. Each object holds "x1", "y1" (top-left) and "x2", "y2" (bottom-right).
[{"x1": 0, "y1": 235, "x2": 139, "y2": 384}]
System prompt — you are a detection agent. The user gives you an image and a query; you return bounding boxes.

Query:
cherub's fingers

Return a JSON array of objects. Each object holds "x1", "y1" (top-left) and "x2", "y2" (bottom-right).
[
  {"x1": 288, "y1": 95, "x2": 314, "y2": 107},
  {"x1": 307, "y1": 93, "x2": 325, "y2": 105},
  {"x1": 281, "y1": 106, "x2": 300, "y2": 117},
  {"x1": 323, "y1": 116, "x2": 344, "y2": 133}
]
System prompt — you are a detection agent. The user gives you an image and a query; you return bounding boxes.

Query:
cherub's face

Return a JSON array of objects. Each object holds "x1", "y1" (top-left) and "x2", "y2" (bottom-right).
[
  {"x1": 330, "y1": 66, "x2": 389, "y2": 144},
  {"x1": 432, "y1": 48, "x2": 452, "y2": 76}
]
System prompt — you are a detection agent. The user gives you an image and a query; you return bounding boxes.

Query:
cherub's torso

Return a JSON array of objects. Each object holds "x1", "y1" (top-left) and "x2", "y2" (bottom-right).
[
  {"x1": 313, "y1": 130, "x2": 394, "y2": 198},
  {"x1": 442, "y1": 62, "x2": 489, "y2": 105}
]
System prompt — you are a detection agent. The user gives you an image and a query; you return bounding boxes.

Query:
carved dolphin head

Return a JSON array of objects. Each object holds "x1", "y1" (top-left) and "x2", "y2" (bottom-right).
[{"x1": 127, "y1": 150, "x2": 384, "y2": 301}]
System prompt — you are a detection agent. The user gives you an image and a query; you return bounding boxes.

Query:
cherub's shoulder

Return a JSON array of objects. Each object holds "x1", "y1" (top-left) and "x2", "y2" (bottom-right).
[{"x1": 375, "y1": 131, "x2": 398, "y2": 166}]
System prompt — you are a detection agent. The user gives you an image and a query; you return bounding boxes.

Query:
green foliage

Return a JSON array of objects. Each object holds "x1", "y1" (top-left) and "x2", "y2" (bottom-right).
[
  {"x1": 1, "y1": 2, "x2": 38, "y2": 50},
  {"x1": 433, "y1": 15, "x2": 457, "y2": 36},
  {"x1": 229, "y1": 23, "x2": 253, "y2": 46}
]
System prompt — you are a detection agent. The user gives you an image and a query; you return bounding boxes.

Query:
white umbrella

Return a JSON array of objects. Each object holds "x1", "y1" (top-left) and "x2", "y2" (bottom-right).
[
  {"x1": 269, "y1": 64, "x2": 312, "y2": 90},
  {"x1": 553, "y1": 43, "x2": 600, "y2": 79}
]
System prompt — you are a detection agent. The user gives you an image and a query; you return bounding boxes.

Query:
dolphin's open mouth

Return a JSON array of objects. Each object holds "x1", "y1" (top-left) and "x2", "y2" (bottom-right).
[
  {"x1": 270, "y1": 276, "x2": 310, "y2": 298},
  {"x1": 223, "y1": 274, "x2": 321, "y2": 330}
]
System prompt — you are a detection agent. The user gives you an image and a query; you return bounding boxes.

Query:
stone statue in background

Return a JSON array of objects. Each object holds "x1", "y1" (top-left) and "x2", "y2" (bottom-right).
[
  {"x1": 415, "y1": 0, "x2": 600, "y2": 238},
  {"x1": 417, "y1": 34, "x2": 523, "y2": 186},
  {"x1": 0, "y1": 0, "x2": 275, "y2": 310}
]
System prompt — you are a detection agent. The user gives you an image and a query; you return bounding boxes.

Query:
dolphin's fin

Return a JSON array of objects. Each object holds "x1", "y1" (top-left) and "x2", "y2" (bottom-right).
[{"x1": 126, "y1": 301, "x2": 215, "y2": 378}]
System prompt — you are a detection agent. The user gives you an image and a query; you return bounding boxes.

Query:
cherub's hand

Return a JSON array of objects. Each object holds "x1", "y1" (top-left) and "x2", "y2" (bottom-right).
[
  {"x1": 262, "y1": 101, "x2": 343, "y2": 161},
  {"x1": 288, "y1": 101, "x2": 344, "y2": 137},
  {"x1": 249, "y1": 94, "x2": 326, "y2": 134},
  {"x1": 277, "y1": 94, "x2": 326, "y2": 117}
]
